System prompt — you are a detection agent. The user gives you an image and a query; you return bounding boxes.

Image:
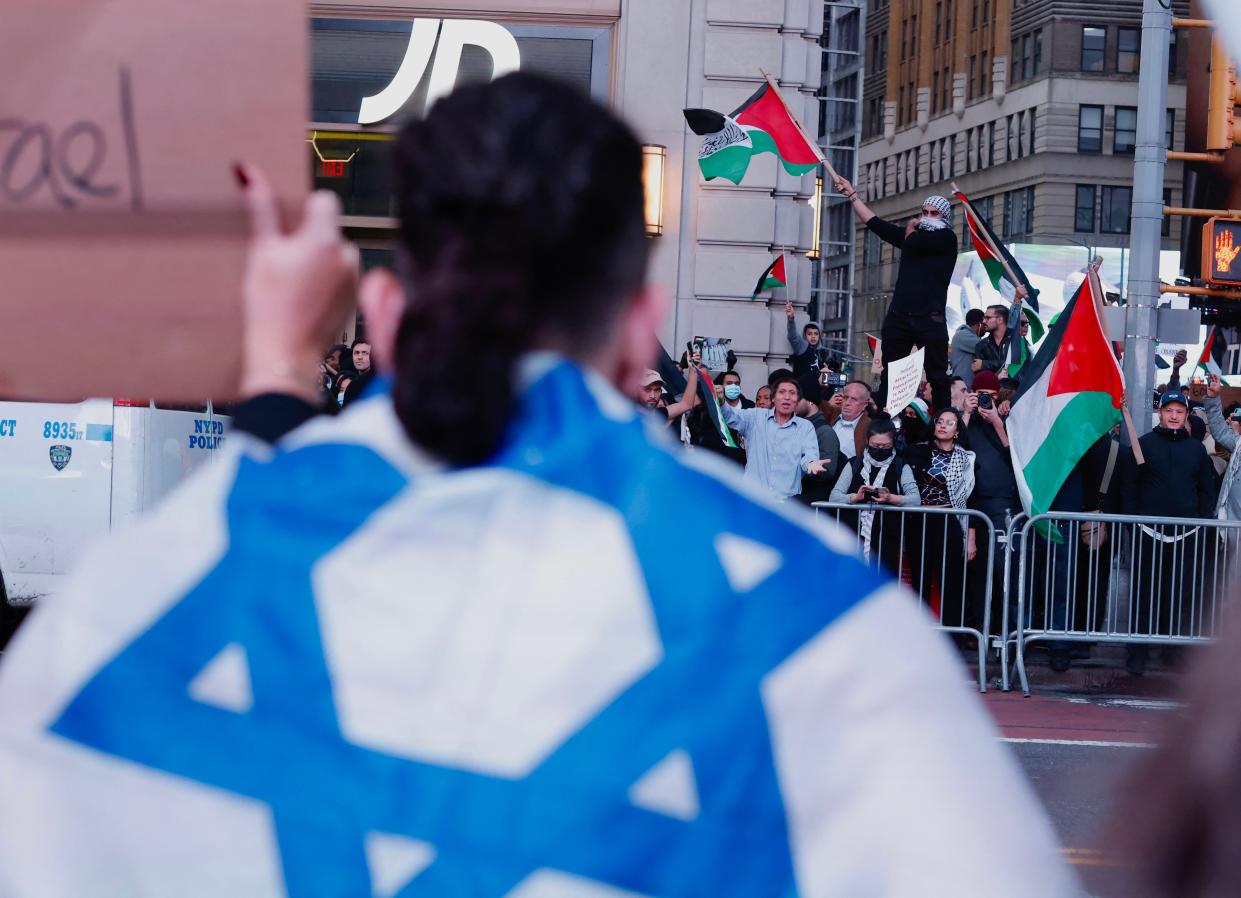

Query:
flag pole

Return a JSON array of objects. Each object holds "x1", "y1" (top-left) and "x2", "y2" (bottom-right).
[
  {"x1": 1089, "y1": 262, "x2": 1145, "y2": 465},
  {"x1": 950, "y1": 181, "x2": 1026, "y2": 307}
]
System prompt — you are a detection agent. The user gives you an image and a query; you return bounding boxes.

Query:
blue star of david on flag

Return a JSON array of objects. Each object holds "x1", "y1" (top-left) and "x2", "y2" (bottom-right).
[{"x1": 47, "y1": 364, "x2": 887, "y2": 897}]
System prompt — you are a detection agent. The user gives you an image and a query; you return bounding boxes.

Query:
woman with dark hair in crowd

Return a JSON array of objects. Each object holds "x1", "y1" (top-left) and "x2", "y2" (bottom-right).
[
  {"x1": 830, "y1": 416, "x2": 920, "y2": 577},
  {"x1": 904, "y1": 407, "x2": 978, "y2": 629},
  {"x1": 0, "y1": 74, "x2": 1075, "y2": 896}
]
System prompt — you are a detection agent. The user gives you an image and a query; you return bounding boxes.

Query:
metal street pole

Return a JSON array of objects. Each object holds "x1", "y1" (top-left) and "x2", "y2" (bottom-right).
[{"x1": 1122, "y1": 0, "x2": 1172, "y2": 439}]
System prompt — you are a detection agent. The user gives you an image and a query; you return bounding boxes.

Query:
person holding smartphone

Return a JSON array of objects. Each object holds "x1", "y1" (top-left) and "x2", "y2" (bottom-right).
[{"x1": 830, "y1": 418, "x2": 919, "y2": 576}]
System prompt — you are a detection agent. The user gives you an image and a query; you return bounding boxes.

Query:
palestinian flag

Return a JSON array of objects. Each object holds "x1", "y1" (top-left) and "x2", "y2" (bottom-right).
[
  {"x1": 866, "y1": 333, "x2": 881, "y2": 357},
  {"x1": 1008, "y1": 271, "x2": 1124, "y2": 521},
  {"x1": 953, "y1": 189, "x2": 1040, "y2": 313},
  {"x1": 697, "y1": 369, "x2": 739, "y2": 449},
  {"x1": 752, "y1": 255, "x2": 787, "y2": 298},
  {"x1": 685, "y1": 80, "x2": 822, "y2": 185},
  {"x1": 1196, "y1": 325, "x2": 1227, "y2": 377},
  {"x1": 1004, "y1": 306, "x2": 1046, "y2": 378}
]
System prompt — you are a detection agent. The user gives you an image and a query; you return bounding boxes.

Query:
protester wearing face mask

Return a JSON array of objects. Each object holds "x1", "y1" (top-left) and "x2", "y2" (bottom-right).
[
  {"x1": 714, "y1": 370, "x2": 753, "y2": 410},
  {"x1": 830, "y1": 418, "x2": 919, "y2": 577},
  {"x1": 833, "y1": 177, "x2": 961, "y2": 413}
]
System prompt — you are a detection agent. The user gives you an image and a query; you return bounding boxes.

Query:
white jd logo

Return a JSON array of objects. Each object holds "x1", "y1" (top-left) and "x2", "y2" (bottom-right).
[{"x1": 358, "y1": 19, "x2": 521, "y2": 125}]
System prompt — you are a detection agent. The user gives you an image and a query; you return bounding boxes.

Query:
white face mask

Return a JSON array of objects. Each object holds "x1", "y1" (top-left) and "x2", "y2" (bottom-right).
[
  {"x1": 917, "y1": 215, "x2": 950, "y2": 231},
  {"x1": 337, "y1": 392, "x2": 347, "y2": 407}
]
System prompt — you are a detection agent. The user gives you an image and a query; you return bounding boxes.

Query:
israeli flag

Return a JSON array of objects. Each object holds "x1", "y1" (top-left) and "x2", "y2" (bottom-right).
[{"x1": 0, "y1": 360, "x2": 1078, "y2": 897}]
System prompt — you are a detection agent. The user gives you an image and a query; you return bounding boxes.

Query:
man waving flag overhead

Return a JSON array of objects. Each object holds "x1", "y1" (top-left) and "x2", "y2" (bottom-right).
[{"x1": 1007, "y1": 267, "x2": 1125, "y2": 519}]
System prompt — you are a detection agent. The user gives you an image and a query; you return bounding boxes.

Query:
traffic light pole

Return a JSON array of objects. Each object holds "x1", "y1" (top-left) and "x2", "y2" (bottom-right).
[{"x1": 1123, "y1": 0, "x2": 1173, "y2": 439}]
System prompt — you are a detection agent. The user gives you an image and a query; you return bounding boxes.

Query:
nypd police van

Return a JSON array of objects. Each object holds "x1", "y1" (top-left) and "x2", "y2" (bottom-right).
[{"x1": 0, "y1": 398, "x2": 231, "y2": 618}]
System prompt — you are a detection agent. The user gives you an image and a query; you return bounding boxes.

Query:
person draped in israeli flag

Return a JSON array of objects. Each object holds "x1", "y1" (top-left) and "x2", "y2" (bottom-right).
[{"x1": 0, "y1": 74, "x2": 1078, "y2": 898}]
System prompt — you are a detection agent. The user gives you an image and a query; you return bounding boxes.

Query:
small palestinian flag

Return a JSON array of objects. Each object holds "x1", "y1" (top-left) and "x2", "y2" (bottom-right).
[
  {"x1": 685, "y1": 80, "x2": 822, "y2": 185},
  {"x1": 1008, "y1": 270, "x2": 1124, "y2": 522},
  {"x1": 1005, "y1": 305, "x2": 1046, "y2": 378},
  {"x1": 752, "y1": 255, "x2": 787, "y2": 298},
  {"x1": 1197, "y1": 325, "x2": 1227, "y2": 377},
  {"x1": 953, "y1": 189, "x2": 1040, "y2": 313},
  {"x1": 866, "y1": 333, "x2": 880, "y2": 357}
]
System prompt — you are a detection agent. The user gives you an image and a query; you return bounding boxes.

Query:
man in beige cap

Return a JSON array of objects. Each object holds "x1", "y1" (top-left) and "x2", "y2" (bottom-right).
[{"x1": 636, "y1": 365, "x2": 699, "y2": 421}]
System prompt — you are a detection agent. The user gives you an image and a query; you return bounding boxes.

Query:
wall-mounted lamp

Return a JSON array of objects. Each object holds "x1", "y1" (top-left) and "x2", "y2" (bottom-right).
[
  {"x1": 642, "y1": 144, "x2": 666, "y2": 237},
  {"x1": 807, "y1": 175, "x2": 824, "y2": 260}
]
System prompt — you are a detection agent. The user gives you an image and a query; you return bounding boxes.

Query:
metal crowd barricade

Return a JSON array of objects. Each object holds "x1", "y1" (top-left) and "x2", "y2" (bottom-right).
[
  {"x1": 812, "y1": 502, "x2": 995, "y2": 692},
  {"x1": 997, "y1": 512, "x2": 1027, "y2": 692},
  {"x1": 1010, "y1": 511, "x2": 1241, "y2": 695}
]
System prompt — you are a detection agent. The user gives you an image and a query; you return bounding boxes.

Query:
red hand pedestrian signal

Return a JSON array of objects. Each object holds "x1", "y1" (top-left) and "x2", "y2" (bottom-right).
[{"x1": 1203, "y1": 217, "x2": 1241, "y2": 286}]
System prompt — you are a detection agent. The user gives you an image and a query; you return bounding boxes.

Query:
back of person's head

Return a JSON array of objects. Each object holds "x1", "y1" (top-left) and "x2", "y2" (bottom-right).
[
  {"x1": 768, "y1": 368, "x2": 794, "y2": 388},
  {"x1": 390, "y1": 73, "x2": 648, "y2": 465},
  {"x1": 965, "y1": 309, "x2": 985, "y2": 328}
]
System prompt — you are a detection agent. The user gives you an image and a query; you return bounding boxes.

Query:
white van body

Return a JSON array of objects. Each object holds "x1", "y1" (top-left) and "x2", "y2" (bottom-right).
[{"x1": 0, "y1": 400, "x2": 231, "y2": 605}]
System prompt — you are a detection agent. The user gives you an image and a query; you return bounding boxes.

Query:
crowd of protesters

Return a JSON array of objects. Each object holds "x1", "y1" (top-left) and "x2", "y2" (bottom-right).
[{"x1": 632, "y1": 181, "x2": 1241, "y2": 676}]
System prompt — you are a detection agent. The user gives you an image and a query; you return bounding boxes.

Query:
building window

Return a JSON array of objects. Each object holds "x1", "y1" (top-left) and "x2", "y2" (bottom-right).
[
  {"x1": 911, "y1": 15, "x2": 918, "y2": 57},
  {"x1": 971, "y1": 0, "x2": 979, "y2": 29},
  {"x1": 963, "y1": 195, "x2": 993, "y2": 249},
  {"x1": 1027, "y1": 107, "x2": 1036, "y2": 154},
  {"x1": 1078, "y1": 105, "x2": 1104, "y2": 153},
  {"x1": 1074, "y1": 185, "x2": 1096, "y2": 232},
  {"x1": 981, "y1": 51, "x2": 989, "y2": 95},
  {"x1": 1166, "y1": 108, "x2": 1175, "y2": 150},
  {"x1": 945, "y1": 0, "x2": 953, "y2": 39},
  {"x1": 932, "y1": 71, "x2": 940, "y2": 114},
  {"x1": 1100, "y1": 185, "x2": 1132, "y2": 234},
  {"x1": 1168, "y1": 30, "x2": 1177, "y2": 76},
  {"x1": 1002, "y1": 186, "x2": 1035, "y2": 240},
  {"x1": 1117, "y1": 27, "x2": 1140, "y2": 74},
  {"x1": 942, "y1": 66, "x2": 950, "y2": 111},
  {"x1": 863, "y1": 230, "x2": 882, "y2": 290},
  {"x1": 898, "y1": 86, "x2": 905, "y2": 127},
  {"x1": 879, "y1": 30, "x2": 888, "y2": 67},
  {"x1": 1081, "y1": 26, "x2": 1106, "y2": 72},
  {"x1": 1114, "y1": 106, "x2": 1137, "y2": 154},
  {"x1": 982, "y1": 0, "x2": 990, "y2": 25},
  {"x1": 987, "y1": 120, "x2": 995, "y2": 166},
  {"x1": 1007, "y1": 114, "x2": 1017, "y2": 160},
  {"x1": 901, "y1": 18, "x2": 908, "y2": 59},
  {"x1": 969, "y1": 55, "x2": 977, "y2": 99},
  {"x1": 1034, "y1": 30, "x2": 1043, "y2": 76},
  {"x1": 935, "y1": 1, "x2": 943, "y2": 45},
  {"x1": 1162, "y1": 187, "x2": 1173, "y2": 237}
]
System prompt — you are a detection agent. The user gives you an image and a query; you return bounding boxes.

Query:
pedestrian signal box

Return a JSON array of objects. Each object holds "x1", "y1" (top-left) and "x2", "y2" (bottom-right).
[{"x1": 1203, "y1": 217, "x2": 1241, "y2": 287}]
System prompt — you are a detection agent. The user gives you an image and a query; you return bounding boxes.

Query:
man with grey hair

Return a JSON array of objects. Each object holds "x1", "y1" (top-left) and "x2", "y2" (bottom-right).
[{"x1": 833, "y1": 178, "x2": 959, "y2": 412}]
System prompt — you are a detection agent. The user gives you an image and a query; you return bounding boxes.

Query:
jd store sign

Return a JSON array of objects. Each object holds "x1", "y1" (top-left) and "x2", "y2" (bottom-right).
[{"x1": 358, "y1": 19, "x2": 520, "y2": 125}]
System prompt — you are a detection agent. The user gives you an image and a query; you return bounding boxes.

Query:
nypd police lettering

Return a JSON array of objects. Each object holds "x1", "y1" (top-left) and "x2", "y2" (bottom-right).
[
  {"x1": 189, "y1": 418, "x2": 225, "y2": 450},
  {"x1": 357, "y1": 19, "x2": 520, "y2": 124},
  {"x1": 0, "y1": 419, "x2": 14, "y2": 436}
]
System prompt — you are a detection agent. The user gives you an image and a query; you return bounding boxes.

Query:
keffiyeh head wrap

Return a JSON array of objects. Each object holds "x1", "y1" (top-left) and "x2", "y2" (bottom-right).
[{"x1": 918, "y1": 195, "x2": 953, "y2": 230}]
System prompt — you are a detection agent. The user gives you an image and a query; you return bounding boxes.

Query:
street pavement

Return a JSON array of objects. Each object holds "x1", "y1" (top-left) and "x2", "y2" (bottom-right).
[{"x1": 985, "y1": 676, "x2": 1183, "y2": 897}]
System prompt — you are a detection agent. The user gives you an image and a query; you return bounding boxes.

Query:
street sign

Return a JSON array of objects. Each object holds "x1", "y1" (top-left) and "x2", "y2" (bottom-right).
[
  {"x1": 1103, "y1": 306, "x2": 1201, "y2": 344},
  {"x1": 1202, "y1": 217, "x2": 1241, "y2": 285}
]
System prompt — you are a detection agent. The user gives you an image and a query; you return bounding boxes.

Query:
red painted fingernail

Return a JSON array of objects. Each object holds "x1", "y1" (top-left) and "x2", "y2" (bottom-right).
[{"x1": 233, "y1": 163, "x2": 249, "y2": 188}]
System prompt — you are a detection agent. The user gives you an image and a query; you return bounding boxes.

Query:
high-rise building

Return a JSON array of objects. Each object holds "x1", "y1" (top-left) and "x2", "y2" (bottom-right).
[
  {"x1": 815, "y1": 0, "x2": 867, "y2": 364},
  {"x1": 850, "y1": 0, "x2": 1189, "y2": 368}
]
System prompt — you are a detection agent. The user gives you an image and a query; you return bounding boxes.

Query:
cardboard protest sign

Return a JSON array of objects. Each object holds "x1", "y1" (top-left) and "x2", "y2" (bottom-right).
[
  {"x1": 0, "y1": 0, "x2": 308, "y2": 400},
  {"x1": 884, "y1": 345, "x2": 925, "y2": 416}
]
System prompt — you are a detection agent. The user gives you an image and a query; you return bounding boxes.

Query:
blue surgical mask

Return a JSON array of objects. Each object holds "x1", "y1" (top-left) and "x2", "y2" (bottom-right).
[{"x1": 723, "y1": 384, "x2": 742, "y2": 401}]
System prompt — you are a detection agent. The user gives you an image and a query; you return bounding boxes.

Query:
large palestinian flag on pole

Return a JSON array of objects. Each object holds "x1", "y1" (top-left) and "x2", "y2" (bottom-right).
[
  {"x1": 953, "y1": 189, "x2": 1040, "y2": 314},
  {"x1": 1007, "y1": 270, "x2": 1124, "y2": 519},
  {"x1": 685, "y1": 80, "x2": 823, "y2": 185},
  {"x1": 752, "y1": 255, "x2": 787, "y2": 298}
]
